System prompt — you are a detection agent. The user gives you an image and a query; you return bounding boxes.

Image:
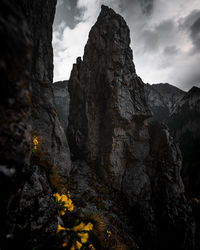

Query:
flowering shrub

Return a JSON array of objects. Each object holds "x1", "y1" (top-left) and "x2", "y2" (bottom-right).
[
  {"x1": 56, "y1": 221, "x2": 94, "y2": 249},
  {"x1": 53, "y1": 192, "x2": 74, "y2": 216},
  {"x1": 53, "y1": 191, "x2": 97, "y2": 249},
  {"x1": 30, "y1": 134, "x2": 117, "y2": 249}
]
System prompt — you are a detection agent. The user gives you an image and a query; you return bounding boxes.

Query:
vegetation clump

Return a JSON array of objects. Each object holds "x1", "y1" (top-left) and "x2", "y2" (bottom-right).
[
  {"x1": 54, "y1": 191, "x2": 96, "y2": 249},
  {"x1": 30, "y1": 134, "x2": 123, "y2": 249},
  {"x1": 54, "y1": 192, "x2": 74, "y2": 215}
]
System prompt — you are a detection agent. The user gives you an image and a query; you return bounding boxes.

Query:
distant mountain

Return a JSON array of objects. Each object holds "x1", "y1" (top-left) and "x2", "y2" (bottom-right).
[
  {"x1": 172, "y1": 86, "x2": 200, "y2": 115},
  {"x1": 145, "y1": 83, "x2": 200, "y2": 197},
  {"x1": 144, "y1": 83, "x2": 185, "y2": 121}
]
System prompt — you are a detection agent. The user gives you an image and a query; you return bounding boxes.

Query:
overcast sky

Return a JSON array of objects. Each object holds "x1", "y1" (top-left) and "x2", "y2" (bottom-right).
[{"x1": 53, "y1": 0, "x2": 200, "y2": 91}]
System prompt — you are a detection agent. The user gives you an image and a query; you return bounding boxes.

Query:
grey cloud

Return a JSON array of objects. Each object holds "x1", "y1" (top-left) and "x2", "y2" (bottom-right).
[
  {"x1": 178, "y1": 67, "x2": 200, "y2": 90},
  {"x1": 179, "y1": 10, "x2": 200, "y2": 52},
  {"x1": 180, "y1": 10, "x2": 200, "y2": 30},
  {"x1": 119, "y1": 0, "x2": 155, "y2": 16},
  {"x1": 190, "y1": 17, "x2": 200, "y2": 51},
  {"x1": 156, "y1": 20, "x2": 175, "y2": 34},
  {"x1": 140, "y1": 20, "x2": 175, "y2": 52},
  {"x1": 164, "y1": 45, "x2": 179, "y2": 55},
  {"x1": 54, "y1": 0, "x2": 79, "y2": 28},
  {"x1": 140, "y1": 29, "x2": 158, "y2": 52},
  {"x1": 140, "y1": 0, "x2": 155, "y2": 15},
  {"x1": 170, "y1": 55, "x2": 200, "y2": 90}
]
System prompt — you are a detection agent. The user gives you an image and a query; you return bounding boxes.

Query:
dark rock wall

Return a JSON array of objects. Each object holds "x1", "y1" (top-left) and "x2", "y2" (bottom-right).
[
  {"x1": 0, "y1": 0, "x2": 32, "y2": 247},
  {"x1": 22, "y1": 0, "x2": 71, "y2": 179},
  {"x1": 68, "y1": 5, "x2": 151, "y2": 191},
  {"x1": 0, "y1": 0, "x2": 70, "y2": 249},
  {"x1": 146, "y1": 122, "x2": 195, "y2": 250},
  {"x1": 145, "y1": 83, "x2": 200, "y2": 198},
  {"x1": 18, "y1": 0, "x2": 71, "y2": 245}
]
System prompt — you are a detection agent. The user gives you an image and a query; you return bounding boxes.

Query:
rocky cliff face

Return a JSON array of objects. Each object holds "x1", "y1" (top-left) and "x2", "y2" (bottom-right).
[
  {"x1": 0, "y1": 0, "x2": 31, "y2": 247},
  {"x1": 146, "y1": 122, "x2": 194, "y2": 250},
  {"x1": 0, "y1": 0, "x2": 71, "y2": 249},
  {"x1": 20, "y1": 0, "x2": 72, "y2": 244},
  {"x1": 22, "y1": 0, "x2": 71, "y2": 179},
  {"x1": 68, "y1": 5, "x2": 151, "y2": 191},
  {"x1": 67, "y1": 5, "x2": 195, "y2": 250}
]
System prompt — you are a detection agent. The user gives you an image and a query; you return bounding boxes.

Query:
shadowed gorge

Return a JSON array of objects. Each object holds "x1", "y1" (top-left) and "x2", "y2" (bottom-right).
[{"x1": 0, "y1": 1, "x2": 200, "y2": 250}]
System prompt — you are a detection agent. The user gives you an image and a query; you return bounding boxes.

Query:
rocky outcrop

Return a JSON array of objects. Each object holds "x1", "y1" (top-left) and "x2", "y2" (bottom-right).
[
  {"x1": 52, "y1": 81, "x2": 70, "y2": 133},
  {"x1": 144, "y1": 83, "x2": 185, "y2": 121},
  {"x1": 68, "y1": 5, "x2": 195, "y2": 249},
  {"x1": 0, "y1": 0, "x2": 71, "y2": 249},
  {"x1": 19, "y1": 0, "x2": 71, "y2": 243},
  {"x1": 22, "y1": 0, "x2": 71, "y2": 179},
  {"x1": 68, "y1": 5, "x2": 151, "y2": 190}
]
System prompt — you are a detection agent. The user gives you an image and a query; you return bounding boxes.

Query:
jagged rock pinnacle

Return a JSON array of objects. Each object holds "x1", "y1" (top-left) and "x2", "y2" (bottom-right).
[{"x1": 67, "y1": 5, "x2": 151, "y2": 187}]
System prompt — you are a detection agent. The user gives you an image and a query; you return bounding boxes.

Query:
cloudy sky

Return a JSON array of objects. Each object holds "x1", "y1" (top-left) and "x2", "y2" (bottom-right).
[{"x1": 53, "y1": 0, "x2": 200, "y2": 91}]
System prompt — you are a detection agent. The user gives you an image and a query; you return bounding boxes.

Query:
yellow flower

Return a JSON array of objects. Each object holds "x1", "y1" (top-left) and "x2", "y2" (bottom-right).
[
  {"x1": 83, "y1": 222, "x2": 93, "y2": 231},
  {"x1": 59, "y1": 208, "x2": 66, "y2": 216},
  {"x1": 62, "y1": 240, "x2": 68, "y2": 247},
  {"x1": 72, "y1": 222, "x2": 93, "y2": 232},
  {"x1": 53, "y1": 192, "x2": 74, "y2": 215},
  {"x1": 53, "y1": 193, "x2": 61, "y2": 202},
  {"x1": 75, "y1": 241, "x2": 82, "y2": 249},
  {"x1": 57, "y1": 224, "x2": 67, "y2": 234},
  {"x1": 78, "y1": 232, "x2": 89, "y2": 243},
  {"x1": 32, "y1": 136, "x2": 39, "y2": 150},
  {"x1": 89, "y1": 244, "x2": 95, "y2": 250},
  {"x1": 106, "y1": 230, "x2": 112, "y2": 237},
  {"x1": 67, "y1": 203, "x2": 74, "y2": 212},
  {"x1": 70, "y1": 244, "x2": 75, "y2": 250},
  {"x1": 72, "y1": 222, "x2": 86, "y2": 232},
  {"x1": 33, "y1": 138, "x2": 39, "y2": 145},
  {"x1": 61, "y1": 194, "x2": 68, "y2": 202}
]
